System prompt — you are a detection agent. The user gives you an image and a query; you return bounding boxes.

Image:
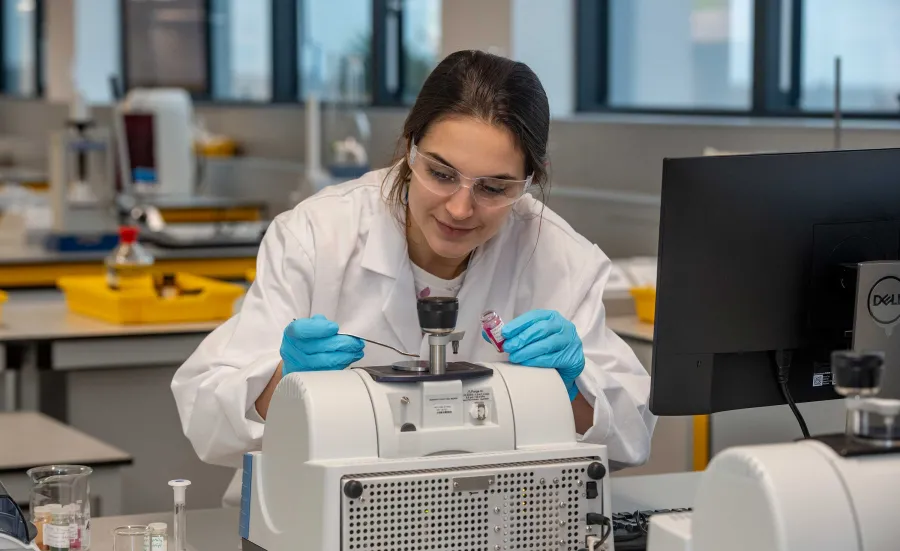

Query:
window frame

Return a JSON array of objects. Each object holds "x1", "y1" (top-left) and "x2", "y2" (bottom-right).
[
  {"x1": 119, "y1": 0, "x2": 214, "y2": 100},
  {"x1": 117, "y1": 0, "x2": 415, "y2": 106},
  {"x1": 0, "y1": 0, "x2": 45, "y2": 98},
  {"x1": 577, "y1": 0, "x2": 900, "y2": 119}
]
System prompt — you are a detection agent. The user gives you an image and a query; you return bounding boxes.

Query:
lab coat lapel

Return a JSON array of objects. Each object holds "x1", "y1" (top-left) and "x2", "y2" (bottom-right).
[
  {"x1": 361, "y1": 206, "x2": 421, "y2": 355},
  {"x1": 455, "y1": 231, "x2": 504, "y2": 355},
  {"x1": 382, "y1": 261, "x2": 421, "y2": 354}
]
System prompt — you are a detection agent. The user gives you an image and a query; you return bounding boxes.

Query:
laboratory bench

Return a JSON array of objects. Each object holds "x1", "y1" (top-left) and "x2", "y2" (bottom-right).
[
  {"x1": 0, "y1": 242, "x2": 258, "y2": 288},
  {"x1": 0, "y1": 411, "x2": 131, "y2": 515},
  {"x1": 0, "y1": 292, "x2": 237, "y2": 515},
  {"x1": 86, "y1": 472, "x2": 700, "y2": 551}
]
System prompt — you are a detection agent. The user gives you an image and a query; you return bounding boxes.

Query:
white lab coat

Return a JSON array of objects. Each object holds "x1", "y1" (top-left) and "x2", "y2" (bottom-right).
[{"x1": 171, "y1": 167, "x2": 657, "y2": 505}]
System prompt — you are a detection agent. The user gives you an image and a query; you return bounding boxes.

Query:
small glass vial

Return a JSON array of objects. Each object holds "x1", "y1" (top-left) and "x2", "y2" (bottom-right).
[
  {"x1": 481, "y1": 310, "x2": 506, "y2": 352},
  {"x1": 47, "y1": 510, "x2": 70, "y2": 551},
  {"x1": 33, "y1": 506, "x2": 51, "y2": 551},
  {"x1": 66, "y1": 504, "x2": 81, "y2": 550},
  {"x1": 149, "y1": 523, "x2": 167, "y2": 551},
  {"x1": 159, "y1": 274, "x2": 179, "y2": 299}
]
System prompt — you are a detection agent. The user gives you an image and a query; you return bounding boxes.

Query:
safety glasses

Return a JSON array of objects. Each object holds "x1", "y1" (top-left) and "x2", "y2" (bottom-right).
[{"x1": 408, "y1": 141, "x2": 533, "y2": 208}]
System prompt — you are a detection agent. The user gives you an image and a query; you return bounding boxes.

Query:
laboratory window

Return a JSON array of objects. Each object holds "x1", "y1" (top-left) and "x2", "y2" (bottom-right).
[
  {"x1": 122, "y1": 0, "x2": 210, "y2": 95},
  {"x1": 401, "y1": 0, "x2": 441, "y2": 102},
  {"x1": 209, "y1": 0, "x2": 274, "y2": 102},
  {"x1": 800, "y1": 0, "x2": 900, "y2": 112},
  {"x1": 2, "y1": 0, "x2": 41, "y2": 97},
  {"x1": 297, "y1": 0, "x2": 441, "y2": 106},
  {"x1": 298, "y1": 0, "x2": 373, "y2": 102},
  {"x1": 607, "y1": 0, "x2": 753, "y2": 110}
]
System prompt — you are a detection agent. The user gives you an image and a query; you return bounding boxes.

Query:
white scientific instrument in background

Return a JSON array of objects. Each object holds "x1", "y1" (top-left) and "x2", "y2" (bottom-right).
[
  {"x1": 647, "y1": 351, "x2": 900, "y2": 551},
  {"x1": 116, "y1": 88, "x2": 197, "y2": 196},
  {"x1": 240, "y1": 297, "x2": 614, "y2": 551}
]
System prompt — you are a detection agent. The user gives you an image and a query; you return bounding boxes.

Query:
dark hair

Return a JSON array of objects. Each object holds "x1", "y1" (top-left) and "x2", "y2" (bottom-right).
[{"x1": 384, "y1": 50, "x2": 551, "y2": 219}]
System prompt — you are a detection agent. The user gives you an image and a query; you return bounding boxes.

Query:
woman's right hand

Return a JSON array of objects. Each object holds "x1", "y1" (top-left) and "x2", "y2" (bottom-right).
[{"x1": 280, "y1": 315, "x2": 365, "y2": 374}]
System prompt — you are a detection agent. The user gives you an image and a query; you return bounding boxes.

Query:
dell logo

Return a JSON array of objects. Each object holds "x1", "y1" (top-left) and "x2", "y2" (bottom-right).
[
  {"x1": 867, "y1": 276, "x2": 900, "y2": 326},
  {"x1": 872, "y1": 294, "x2": 900, "y2": 307}
]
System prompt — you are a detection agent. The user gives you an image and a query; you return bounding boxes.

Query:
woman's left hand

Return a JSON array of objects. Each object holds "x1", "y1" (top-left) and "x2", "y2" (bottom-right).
[{"x1": 499, "y1": 309, "x2": 585, "y2": 401}]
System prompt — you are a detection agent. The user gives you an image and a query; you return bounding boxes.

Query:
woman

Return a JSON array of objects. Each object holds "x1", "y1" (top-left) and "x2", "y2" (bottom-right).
[{"x1": 172, "y1": 50, "x2": 656, "y2": 501}]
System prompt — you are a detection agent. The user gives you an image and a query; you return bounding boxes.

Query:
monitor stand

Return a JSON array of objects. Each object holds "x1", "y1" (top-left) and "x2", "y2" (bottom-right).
[{"x1": 852, "y1": 261, "x2": 900, "y2": 400}]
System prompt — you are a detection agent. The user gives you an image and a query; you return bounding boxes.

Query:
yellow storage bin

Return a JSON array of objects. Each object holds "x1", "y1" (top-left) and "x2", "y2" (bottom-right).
[
  {"x1": 58, "y1": 273, "x2": 245, "y2": 325},
  {"x1": 630, "y1": 286, "x2": 657, "y2": 324},
  {"x1": 0, "y1": 289, "x2": 6, "y2": 321},
  {"x1": 246, "y1": 269, "x2": 256, "y2": 283}
]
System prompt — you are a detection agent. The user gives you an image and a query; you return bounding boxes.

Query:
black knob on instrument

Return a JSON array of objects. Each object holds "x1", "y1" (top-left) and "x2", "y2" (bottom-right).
[
  {"x1": 343, "y1": 480, "x2": 364, "y2": 499},
  {"x1": 586, "y1": 462, "x2": 606, "y2": 481},
  {"x1": 417, "y1": 297, "x2": 459, "y2": 334}
]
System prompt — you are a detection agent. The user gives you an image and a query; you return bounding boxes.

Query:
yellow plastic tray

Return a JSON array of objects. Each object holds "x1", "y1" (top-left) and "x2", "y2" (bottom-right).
[
  {"x1": 630, "y1": 286, "x2": 656, "y2": 324},
  {"x1": 57, "y1": 273, "x2": 245, "y2": 325},
  {"x1": 246, "y1": 269, "x2": 256, "y2": 283},
  {"x1": 0, "y1": 289, "x2": 6, "y2": 321}
]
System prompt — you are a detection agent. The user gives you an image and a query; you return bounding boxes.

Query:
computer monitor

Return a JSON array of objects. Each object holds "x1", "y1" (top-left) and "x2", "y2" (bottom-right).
[{"x1": 650, "y1": 148, "x2": 900, "y2": 416}]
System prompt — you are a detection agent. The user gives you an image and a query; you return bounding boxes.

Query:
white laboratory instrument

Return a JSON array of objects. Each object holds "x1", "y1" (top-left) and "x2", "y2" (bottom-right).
[
  {"x1": 648, "y1": 351, "x2": 900, "y2": 551},
  {"x1": 46, "y1": 109, "x2": 118, "y2": 247},
  {"x1": 240, "y1": 297, "x2": 613, "y2": 551},
  {"x1": 117, "y1": 88, "x2": 197, "y2": 196}
]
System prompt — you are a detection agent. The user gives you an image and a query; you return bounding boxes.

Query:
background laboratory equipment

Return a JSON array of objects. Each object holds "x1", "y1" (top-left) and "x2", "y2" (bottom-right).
[
  {"x1": 116, "y1": 89, "x2": 196, "y2": 197},
  {"x1": 167, "y1": 480, "x2": 189, "y2": 551},
  {"x1": 105, "y1": 226, "x2": 155, "y2": 291},
  {"x1": 324, "y1": 54, "x2": 370, "y2": 180},
  {"x1": 112, "y1": 526, "x2": 148, "y2": 551},
  {"x1": 46, "y1": 108, "x2": 118, "y2": 252},
  {"x1": 26, "y1": 466, "x2": 91, "y2": 551}
]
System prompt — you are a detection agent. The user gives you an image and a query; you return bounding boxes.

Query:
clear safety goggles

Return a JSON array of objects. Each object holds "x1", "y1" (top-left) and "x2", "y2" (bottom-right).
[{"x1": 408, "y1": 141, "x2": 533, "y2": 208}]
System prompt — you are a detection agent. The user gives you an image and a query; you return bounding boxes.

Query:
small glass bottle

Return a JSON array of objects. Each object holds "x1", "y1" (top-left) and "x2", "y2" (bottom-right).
[
  {"x1": 158, "y1": 274, "x2": 178, "y2": 299},
  {"x1": 47, "y1": 510, "x2": 70, "y2": 551},
  {"x1": 66, "y1": 504, "x2": 81, "y2": 550},
  {"x1": 105, "y1": 226, "x2": 155, "y2": 291},
  {"x1": 33, "y1": 506, "x2": 51, "y2": 551},
  {"x1": 148, "y1": 523, "x2": 167, "y2": 551},
  {"x1": 481, "y1": 310, "x2": 506, "y2": 353}
]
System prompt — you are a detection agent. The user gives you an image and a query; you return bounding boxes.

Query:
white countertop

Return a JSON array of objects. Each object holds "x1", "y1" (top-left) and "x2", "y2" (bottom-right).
[
  {"x1": 0, "y1": 242, "x2": 258, "y2": 266},
  {"x1": 91, "y1": 508, "x2": 239, "y2": 551},
  {"x1": 0, "y1": 412, "x2": 131, "y2": 471},
  {"x1": 607, "y1": 315, "x2": 654, "y2": 343},
  {"x1": 0, "y1": 300, "x2": 222, "y2": 341}
]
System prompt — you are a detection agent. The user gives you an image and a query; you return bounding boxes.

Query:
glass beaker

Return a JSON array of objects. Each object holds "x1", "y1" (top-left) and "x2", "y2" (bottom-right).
[
  {"x1": 26, "y1": 465, "x2": 92, "y2": 551},
  {"x1": 113, "y1": 526, "x2": 149, "y2": 551}
]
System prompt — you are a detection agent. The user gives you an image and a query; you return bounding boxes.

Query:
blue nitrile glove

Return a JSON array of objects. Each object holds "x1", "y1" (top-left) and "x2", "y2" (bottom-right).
[
  {"x1": 280, "y1": 314, "x2": 365, "y2": 375},
  {"x1": 499, "y1": 310, "x2": 585, "y2": 401}
]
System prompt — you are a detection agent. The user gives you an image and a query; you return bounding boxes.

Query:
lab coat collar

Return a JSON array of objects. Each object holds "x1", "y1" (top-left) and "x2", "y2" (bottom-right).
[
  {"x1": 361, "y1": 200, "x2": 408, "y2": 279},
  {"x1": 361, "y1": 201, "x2": 419, "y2": 352}
]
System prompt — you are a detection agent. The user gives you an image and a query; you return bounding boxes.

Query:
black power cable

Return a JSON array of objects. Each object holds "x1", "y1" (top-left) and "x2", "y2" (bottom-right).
[{"x1": 774, "y1": 349, "x2": 810, "y2": 439}]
